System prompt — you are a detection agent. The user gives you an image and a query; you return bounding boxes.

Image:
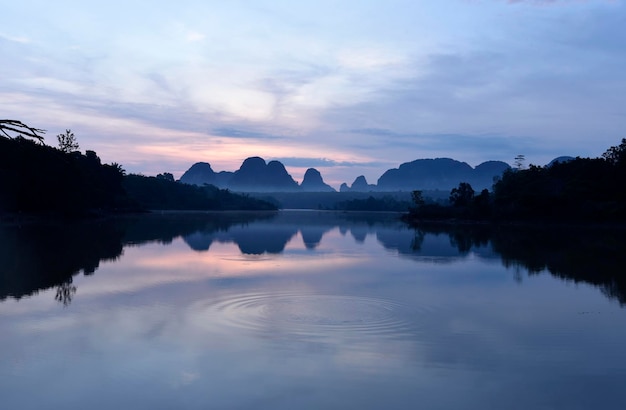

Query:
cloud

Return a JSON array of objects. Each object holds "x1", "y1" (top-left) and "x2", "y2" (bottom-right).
[
  {"x1": 270, "y1": 157, "x2": 386, "y2": 168},
  {"x1": 504, "y1": 0, "x2": 614, "y2": 4},
  {"x1": 348, "y1": 128, "x2": 533, "y2": 160},
  {"x1": 210, "y1": 127, "x2": 285, "y2": 140},
  {"x1": 185, "y1": 31, "x2": 205, "y2": 42},
  {"x1": 0, "y1": 32, "x2": 30, "y2": 44}
]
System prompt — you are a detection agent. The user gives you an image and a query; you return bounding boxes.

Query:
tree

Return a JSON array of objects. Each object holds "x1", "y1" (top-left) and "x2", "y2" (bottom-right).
[
  {"x1": 57, "y1": 129, "x2": 79, "y2": 153},
  {"x1": 450, "y1": 182, "x2": 475, "y2": 207},
  {"x1": 514, "y1": 154, "x2": 525, "y2": 170},
  {"x1": 602, "y1": 138, "x2": 626, "y2": 166},
  {"x1": 0, "y1": 119, "x2": 45, "y2": 143},
  {"x1": 411, "y1": 190, "x2": 425, "y2": 208},
  {"x1": 157, "y1": 172, "x2": 175, "y2": 182}
]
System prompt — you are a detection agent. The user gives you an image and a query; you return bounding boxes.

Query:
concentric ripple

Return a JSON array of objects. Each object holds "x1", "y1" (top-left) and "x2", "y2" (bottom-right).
[{"x1": 197, "y1": 293, "x2": 417, "y2": 338}]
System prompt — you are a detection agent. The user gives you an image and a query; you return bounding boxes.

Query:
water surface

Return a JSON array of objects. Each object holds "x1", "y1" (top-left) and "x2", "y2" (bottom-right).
[{"x1": 1, "y1": 211, "x2": 625, "y2": 409}]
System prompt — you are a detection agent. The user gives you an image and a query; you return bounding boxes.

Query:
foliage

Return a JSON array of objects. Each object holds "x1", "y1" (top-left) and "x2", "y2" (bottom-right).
[
  {"x1": 56, "y1": 129, "x2": 80, "y2": 153},
  {"x1": 403, "y1": 138, "x2": 626, "y2": 223},
  {"x1": 122, "y1": 175, "x2": 277, "y2": 211},
  {"x1": 492, "y1": 157, "x2": 624, "y2": 221},
  {"x1": 411, "y1": 190, "x2": 425, "y2": 208},
  {"x1": 156, "y1": 172, "x2": 175, "y2": 182},
  {"x1": 449, "y1": 182, "x2": 475, "y2": 207},
  {"x1": 0, "y1": 120, "x2": 277, "y2": 215},
  {"x1": 0, "y1": 136, "x2": 127, "y2": 215},
  {"x1": 602, "y1": 138, "x2": 626, "y2": 167}
]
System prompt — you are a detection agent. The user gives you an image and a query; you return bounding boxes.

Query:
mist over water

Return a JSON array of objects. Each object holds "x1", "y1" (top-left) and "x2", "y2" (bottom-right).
[{"x1": 1, "y1": 211, "x2": 626, "y2": 409}]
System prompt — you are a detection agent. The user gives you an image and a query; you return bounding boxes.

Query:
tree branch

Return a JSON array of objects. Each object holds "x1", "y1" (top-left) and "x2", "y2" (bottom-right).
[{"x1": 0, "y1": 119, "x2": 46, "y2": 143}]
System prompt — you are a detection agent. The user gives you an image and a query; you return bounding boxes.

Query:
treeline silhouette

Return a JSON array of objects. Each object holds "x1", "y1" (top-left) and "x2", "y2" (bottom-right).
[
  {"x1": 0, "y1": 134, "x2": 276, "y2": 215},
  {"x1": 0, "y1": 136, "x2": 126, "y2": 214},
  {"x1": 407, "y1": 139, "x2": 626, "y2": 222},
  {"x1": 123, "y1": 174, "x2": 277, "y2": 211}
]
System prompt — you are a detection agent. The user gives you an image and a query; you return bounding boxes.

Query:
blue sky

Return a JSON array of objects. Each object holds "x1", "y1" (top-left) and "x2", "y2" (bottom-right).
[{"x1": 2, "y1": 0, "x2": 625, "y2": 187}]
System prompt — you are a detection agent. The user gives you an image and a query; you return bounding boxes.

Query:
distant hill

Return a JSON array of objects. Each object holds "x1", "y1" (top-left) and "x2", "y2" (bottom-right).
[
  {"x1": 178, "y1": 162, "x2": 233, "y2": 188},
  {"x1": 376, "y1": 158, "x2": 510, "y2": 191},
  {"x1": 179, "y1": 156, "x2": 511, "y2": 193},
  {"x1": 340, "y1": 175, "x2": 377, "y2": 192},
  {"x1": 180, "y1": 159, "x2": 334, "y2": 192},
  {"x1": 547, "y1": 156, "x2": 575, "y2": 167},
  {"x1": 300, "y1": 168, "x2": 336, "y2": 192},
  {"x1": 228, "y1": 157, "x2": 299, "y2": 192}
]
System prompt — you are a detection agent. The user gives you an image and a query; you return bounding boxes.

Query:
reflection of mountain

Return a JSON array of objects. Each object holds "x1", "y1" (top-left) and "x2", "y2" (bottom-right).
[
  {"x1": 376, "y1": 229, "x2": 472, "y2": 261},
  {"x1": 3, "y1": 212, "x2": 625, "y2": 307},
  {"x1": 184, "y1": 224, "x2": 299, "y2": 254},
  {"x1": 300, "y1": 226, "x2": 335, "y2": 249}
]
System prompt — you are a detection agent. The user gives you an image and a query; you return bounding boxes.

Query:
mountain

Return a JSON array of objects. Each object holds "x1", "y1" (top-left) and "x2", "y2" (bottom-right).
[
  {"x1": 340, "y1": 175, "x2": 377, "y2": 192},
  {"x1": 228, "y1": 157, "x2": 300, "y2": 192},
  {"x1": 376, "y1": 158, "x2": 510, "y2": 191},
  {"x1": 472, "y1": 161, "x2": 511, "y2": 187},
  {"x1": 547, "y1": 156, "x2": 575, "y2": 167},
  {"x1": 178, "y1": 162, "x2": 233, "y2": 188},
  {"x1": 180, "y1": 156, "x2": 510, "y2": 194},
  {"x1": 300, "y1": 168, "x2": 336, "y2": 192}
]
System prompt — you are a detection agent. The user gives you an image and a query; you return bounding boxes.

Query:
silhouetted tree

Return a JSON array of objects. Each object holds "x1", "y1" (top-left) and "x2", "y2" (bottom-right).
[
  {"x1": 603, "y1": 138, "x2": 626, "y2": 167},
  {"x1": 56, "y1": 129, "x2": 79, "y2": 153},
  {"x1": 156, "y1": 172, "x2": 175, "y2": 182},
  {"x1": 514, "y1": 154, "x2": 525, "y2": 170},
  {"x1": 449, "y1": 182, "x2": 475, "y2": 207},
  {"x1": 411, "y1": 190, "x2": 425, "y2": 208}
]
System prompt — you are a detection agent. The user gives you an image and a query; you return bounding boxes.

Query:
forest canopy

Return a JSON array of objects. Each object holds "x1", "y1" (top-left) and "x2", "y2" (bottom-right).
[{"x1": 0, "y1": 122, "x2": 276, "y2": 215}]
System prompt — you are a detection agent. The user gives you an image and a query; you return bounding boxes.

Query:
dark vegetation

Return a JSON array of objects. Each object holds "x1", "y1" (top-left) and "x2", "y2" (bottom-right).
[
  {"x1": 0, "y1": 120, "x2": 276, "y2": 216},
  {"x1": 406, "y1": 139, "x2": 626, "y2": 223},
  {"x1": 0, "y1": 135, "x2": 127, "y2": 215},
  {"x1": 123, "y1": 174, "x2": 276, "y2": 211}
]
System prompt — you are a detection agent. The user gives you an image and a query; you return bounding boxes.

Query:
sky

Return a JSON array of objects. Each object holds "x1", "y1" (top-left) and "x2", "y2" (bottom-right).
[{"x1": 2, "y1": 0, "x2": 625, "y2": 188}]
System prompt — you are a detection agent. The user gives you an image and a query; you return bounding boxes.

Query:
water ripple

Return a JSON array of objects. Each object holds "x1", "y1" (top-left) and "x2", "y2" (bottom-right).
[{"x1": 196, "y1": 292, "x2": 420, "y2": 339}]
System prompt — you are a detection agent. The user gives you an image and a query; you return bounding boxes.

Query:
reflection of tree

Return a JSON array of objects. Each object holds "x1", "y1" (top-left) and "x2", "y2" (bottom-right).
[
  {"x1": 406, "y1": 223, "x2": 626, "y2": 306},
  {"x1": 411, "y1": 229, "x2": 425, "y2": 251},
  {"x1": 0, "y1": 221, "x2": 124, "y2": 302},
  {"x1": 1, "y1": 212, "x2": 276, "y2": 303},
  {"x1": 490, "y1": 227, "x2": 626, "y2": 305},
  {"x1": 55, "y1": 279, "x2": 77, "y2": 306}
]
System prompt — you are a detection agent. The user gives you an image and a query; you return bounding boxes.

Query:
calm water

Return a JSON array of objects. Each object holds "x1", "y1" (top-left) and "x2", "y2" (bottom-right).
[{"x1": 1, "y1": 211, "x2": 626, "y2": 409}]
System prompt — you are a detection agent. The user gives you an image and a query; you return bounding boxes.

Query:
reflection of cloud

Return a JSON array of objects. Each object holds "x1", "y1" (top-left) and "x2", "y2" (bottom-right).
[{"x1": 171, "y1": 371, "x2": 201, "y2": 388}]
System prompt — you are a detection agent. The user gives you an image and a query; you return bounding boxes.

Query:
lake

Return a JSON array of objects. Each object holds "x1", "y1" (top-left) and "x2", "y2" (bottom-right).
[{"x1": 1, "y1": 211, "x2": 626, "y2": 409}]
